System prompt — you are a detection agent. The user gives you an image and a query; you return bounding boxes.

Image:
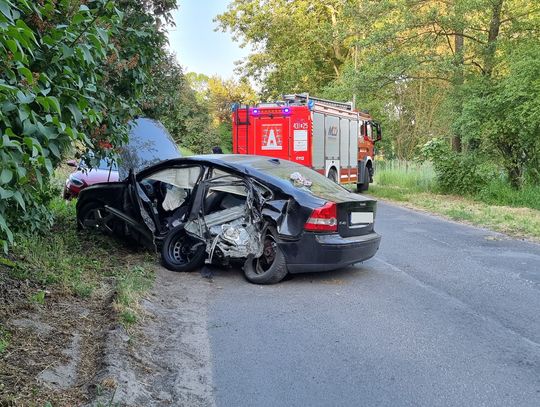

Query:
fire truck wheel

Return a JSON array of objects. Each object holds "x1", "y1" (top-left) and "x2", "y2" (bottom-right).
[
  {"x1": 328, "y1": 168, "x2": 338, "y2": 183},
  {"x1": 243, "y1": 227, "x2": 288, "y2": 284},
  {"x1": 357, "y1": 170, "x2": 370, "y2": 192}
]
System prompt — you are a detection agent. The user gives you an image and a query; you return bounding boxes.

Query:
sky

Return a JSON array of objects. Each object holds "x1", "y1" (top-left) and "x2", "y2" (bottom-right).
[{"x1": 166, "y1": 0, "x2": 250, "y2": 78}]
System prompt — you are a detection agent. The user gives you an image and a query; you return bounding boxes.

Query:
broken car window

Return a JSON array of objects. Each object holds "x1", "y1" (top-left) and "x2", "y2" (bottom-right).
[{"x1": 142, "y1": 166, "x2": 202, "y2": 212}]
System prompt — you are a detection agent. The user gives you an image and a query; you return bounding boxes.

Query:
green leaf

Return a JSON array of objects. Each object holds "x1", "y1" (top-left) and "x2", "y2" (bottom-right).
[
  {"x1": 0, "y1": 168, "x2": 13, "y2": 184},
  {"x1": 67, "y1": 104, "x2": 82, "y2": 124},
  {"x1": 17, "y1": 66, "x2": 32, "y2": 83},
  {"x1": 35, "y1": 168, "x2": 42, "y2": 187},
  {"x1": 48, "y1": 142, "x2": 60, "y2": 158},
  {"x1": 0, "y1": 187, "x2": 14, "y2": 199},
  {"x1": 16, "y1": 166, "x2": 26, "y2": 179},
  {"x1": 5, "y1": 39, "x2": 17, "y2": 53},
  {"x1": 0, "y1": 82, "x2": 16, "y2": 91},
  {"x1": 16, "y1": 90, "x2": 35, "y2": 104},
  {"x1": 0, "y1": 0, "x2": 12, "y2": 21},
  {"x1": 61, "y1": 44, "x2": 74, "y2": 59},
  {"x1": 47, "y1": 96, "x2": 61, "y2": 115},
  {"x1": 13, "y1": 191, "x2": 25, "y2": 210}
]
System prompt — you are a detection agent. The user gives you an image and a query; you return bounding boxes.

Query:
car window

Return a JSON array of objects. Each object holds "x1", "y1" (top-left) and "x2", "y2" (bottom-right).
[
  {"x1": 118, "y1": 118, "x2": 182, "y2": 179},
  {"x1": 208, "y1": 168, "x2": 248, "y2": 196}
]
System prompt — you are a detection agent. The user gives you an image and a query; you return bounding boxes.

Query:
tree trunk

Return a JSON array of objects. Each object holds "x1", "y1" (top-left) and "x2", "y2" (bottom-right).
[
  {"x1": 451, "y1": 29, "x2": 464, "y2": 153},
  {"x1": 484, "y1": 0, "x2": 504, "y2": 77}
]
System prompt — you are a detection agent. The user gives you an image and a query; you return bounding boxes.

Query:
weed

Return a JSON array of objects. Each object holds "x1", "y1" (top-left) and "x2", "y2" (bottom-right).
[
  {"x1": 30, "y1": 290, "x2": 46, "y2": 305},
  {"x1": 0, "y1": 324, "x2": 10, "y2": 354}
]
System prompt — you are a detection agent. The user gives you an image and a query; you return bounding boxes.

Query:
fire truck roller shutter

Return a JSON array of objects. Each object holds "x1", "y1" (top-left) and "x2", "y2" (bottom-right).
[
  {"x1": 312, "y1": 111, "x2": 325, "y2": 170},
  {"x1": 325, "y1": 115, "x2": 340, "y2": 161},
  {"x1": 324, "y1": 114, "x2": 340, "y2": 181},
  {"x1": 350, "y1": 120, "x2": 359, "y2": 182},
  {"x1": 339, "y1": 118, "x2": 350, "y2": 177}
]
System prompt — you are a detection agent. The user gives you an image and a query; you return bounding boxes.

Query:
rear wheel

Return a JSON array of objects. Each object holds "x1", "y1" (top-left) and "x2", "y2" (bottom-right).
[
  {"x1": 243, "y1": 227, "x2": 288, "y2": 284},
  {"x1": 77, "y1": 201, "x2": 115, "y2": 233},
  {"x1": 357, "y1": 167, "x2": 370, "y2": 192},
  {"x1": 161, "y1": 226, "x2": 206, "y2": 272}
]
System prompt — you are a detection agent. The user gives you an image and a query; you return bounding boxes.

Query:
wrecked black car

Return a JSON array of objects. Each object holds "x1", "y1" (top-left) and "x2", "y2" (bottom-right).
[{"x1": 76, "y1": 119, "x2": 381, "y2": 284}]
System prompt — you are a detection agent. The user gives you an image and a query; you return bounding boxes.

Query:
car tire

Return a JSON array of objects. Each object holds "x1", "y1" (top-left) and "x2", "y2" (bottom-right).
[
  {"x1": 243, "y1": 226, "x2": 288, "y2": 284},
  {"x1": 328, "y1": 168, "x2": 338, "y2": 183},
  {"x1": 161, "y1": 225, "x2": 206, "y2": 272},
  {"x1": 77, "y1": 201, "x2": 114, "y2": 233}
]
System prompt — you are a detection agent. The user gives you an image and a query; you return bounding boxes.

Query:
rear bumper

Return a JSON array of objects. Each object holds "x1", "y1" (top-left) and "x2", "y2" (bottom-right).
[{"x1": 280, "y1": 231, "x2": 381, "y2": 273}]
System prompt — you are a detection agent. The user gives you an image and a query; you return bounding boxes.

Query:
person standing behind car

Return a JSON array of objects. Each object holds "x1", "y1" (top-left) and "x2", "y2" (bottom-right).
[{"x1": 212, "y1": 146, "x2": 223, "y2": 154}]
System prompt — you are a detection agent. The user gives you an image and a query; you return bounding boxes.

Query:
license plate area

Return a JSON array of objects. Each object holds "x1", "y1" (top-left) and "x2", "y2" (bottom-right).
[{"x1": 350, "y1": 212, "x2": 373, "y2": 225}]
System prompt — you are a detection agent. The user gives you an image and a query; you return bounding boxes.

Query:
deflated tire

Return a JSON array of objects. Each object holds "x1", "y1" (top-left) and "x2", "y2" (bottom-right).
[{"x1": 243, "y1": 226, "x2": 288, "y2": 284}]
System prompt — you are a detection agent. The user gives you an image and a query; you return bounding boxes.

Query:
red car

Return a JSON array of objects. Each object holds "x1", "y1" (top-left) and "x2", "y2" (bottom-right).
[{"x1": 64, "y1": 157, "x2": 119, "y2": 199}]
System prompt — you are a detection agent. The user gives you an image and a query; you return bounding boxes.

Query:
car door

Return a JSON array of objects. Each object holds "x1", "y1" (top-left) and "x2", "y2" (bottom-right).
[{"x1": 129, "y1": 165, "x2": 205, "y2": 241}]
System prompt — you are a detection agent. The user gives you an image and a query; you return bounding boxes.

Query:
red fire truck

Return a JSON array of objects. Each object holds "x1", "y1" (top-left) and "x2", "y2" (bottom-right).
[{"x1": 232, "y1": 93, "x2": 381, "y2": 191}]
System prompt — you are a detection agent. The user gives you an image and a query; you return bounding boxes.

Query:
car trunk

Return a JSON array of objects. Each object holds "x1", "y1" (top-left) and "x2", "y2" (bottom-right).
[
  {"x1": 313, "y1": 189, "x2": 376, "y2": 238},
  {"x1": 336, "y1": 199, "x2": 376, "y2": 237}
]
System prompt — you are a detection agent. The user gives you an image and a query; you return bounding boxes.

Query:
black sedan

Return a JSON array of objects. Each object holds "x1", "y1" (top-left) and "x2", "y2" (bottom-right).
[{"x1": 77, "y1": 122, "x2": 381, "y2": 284}]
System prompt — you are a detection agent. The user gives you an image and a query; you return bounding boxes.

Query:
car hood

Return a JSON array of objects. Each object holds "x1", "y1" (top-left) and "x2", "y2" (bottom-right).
[
  {"x1": 73, "y1": 168, "x2": 119, "y2": 185},
  {"x1": 118, "y1": 118, "x2": 182, "y2": 180}
]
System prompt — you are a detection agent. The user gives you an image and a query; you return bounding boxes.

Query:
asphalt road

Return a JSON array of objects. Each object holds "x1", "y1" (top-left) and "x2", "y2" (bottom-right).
[{"x1": 205, "y1": 201, "x2": 540, "y2": 407}]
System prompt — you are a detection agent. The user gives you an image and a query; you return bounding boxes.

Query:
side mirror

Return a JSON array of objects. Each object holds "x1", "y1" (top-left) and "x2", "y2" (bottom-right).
[
  {"x1": 375, "y1": 123, "x2": 382, "y2": 142},
  {"x1": 66, "y1": 159, "x2": 78, "y2": 168}
]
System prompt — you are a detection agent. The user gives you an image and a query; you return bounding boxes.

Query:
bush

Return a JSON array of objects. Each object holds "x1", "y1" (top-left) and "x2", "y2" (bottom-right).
[
  {"x1": 477, "y1": 178, "x2": 540, "y2": 211},
  {"x1": 0, "y1": 0, "x2": 174, "y2": 251},
  {"x1": 421, "y1": 138, "x2": 496, "y2": 196}
]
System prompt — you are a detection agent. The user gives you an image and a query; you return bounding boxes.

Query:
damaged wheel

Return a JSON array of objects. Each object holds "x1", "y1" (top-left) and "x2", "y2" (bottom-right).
[
  {"x1": 78, "y1": 201, "x2": 115, "y2": 233},
  {"x1": 161, "y1": 225, "x2": 206, "y2": 272},
  {"x1": 243, "y1": 227, "x2": 288, "y2": 284}
]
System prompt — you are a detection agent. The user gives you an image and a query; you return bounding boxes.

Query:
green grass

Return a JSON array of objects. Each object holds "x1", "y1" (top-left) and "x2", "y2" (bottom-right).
[
  {"x1": 370, "y1": 160, "x2": 540, "y2": 241},
  {"x1": 375, "y1": 160, "x2": 436, "y2": 193},
  {"x1": 476, "y1": 178, "x2": 540, "y2": 211},
  {"x1": 5, "y1": 194, "x2": 156, "y2": 327},
  {"x1": 0, "y1": 324, "x2": 10, "y2": 354}
]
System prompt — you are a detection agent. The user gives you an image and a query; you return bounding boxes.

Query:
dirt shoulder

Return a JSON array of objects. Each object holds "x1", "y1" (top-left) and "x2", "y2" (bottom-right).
[
  {"x1": 90, "y1": 266, "x2": 216, "y2": 407},
  {"x1": 0, "y1": 271, "x2": 115, "y2": 406}
]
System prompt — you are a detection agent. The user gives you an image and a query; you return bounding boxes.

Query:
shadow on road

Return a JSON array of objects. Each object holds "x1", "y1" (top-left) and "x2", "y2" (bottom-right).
[{"x1": 196, "y1": 260, "x2": 375, "y2": 286}]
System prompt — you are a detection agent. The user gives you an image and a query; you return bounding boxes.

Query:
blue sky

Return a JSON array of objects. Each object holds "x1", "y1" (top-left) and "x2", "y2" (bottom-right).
[{"x1": 167, "y1": 0, "x2": 250, "y2": 78}]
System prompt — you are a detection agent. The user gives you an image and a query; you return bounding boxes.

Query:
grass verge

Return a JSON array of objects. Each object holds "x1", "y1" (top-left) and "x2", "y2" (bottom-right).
[
  {"x1": 369, "y1": 160, "x2": 540, "y2": 241},
  {"x1": 6, "y1": 196, "x2": 156, "y2": 327}
]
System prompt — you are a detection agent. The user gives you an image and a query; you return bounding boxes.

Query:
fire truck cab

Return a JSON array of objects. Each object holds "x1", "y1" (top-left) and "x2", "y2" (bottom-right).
[{"x1": 232, "y1": 93, "x2": 381, "y2": 191}]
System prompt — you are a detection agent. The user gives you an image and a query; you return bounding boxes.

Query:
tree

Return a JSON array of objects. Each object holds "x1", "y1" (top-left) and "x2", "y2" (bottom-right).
[
  {"x1": 0, "y1": 0, "x2": 176, "y2": 250},
  {"x1": 458, "y1": 41, "x2": 540, "y2": 188},
  {"x1": 186, "y1": 74, "x2": 257, "y2": 152},
  {"x1": 216, "y1": 0, "x2": 357, "y2": 97},
  {"x1": 142, "y1": 55, "x2": 219, "y2": 154}
]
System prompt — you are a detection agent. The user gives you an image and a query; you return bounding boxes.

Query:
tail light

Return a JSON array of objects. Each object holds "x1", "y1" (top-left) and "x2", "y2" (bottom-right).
[{"x1": 304, "y1": 202, "x2": 338, "y2": 232}]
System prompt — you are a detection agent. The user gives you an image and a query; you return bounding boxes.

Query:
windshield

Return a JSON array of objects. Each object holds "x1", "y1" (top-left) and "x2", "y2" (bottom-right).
[
  {"x1": 251, "y1": 159, "x2": 348, "y2": 196},
  {"x1": 97, "y1": 158, "x2": 118, "y2": 171},
  {"x1": 118, "y1": 118, "x2": 182, "y2": 179},
  {"x1": 79, "y1": 156, "x2": 118, "y2": 171}
]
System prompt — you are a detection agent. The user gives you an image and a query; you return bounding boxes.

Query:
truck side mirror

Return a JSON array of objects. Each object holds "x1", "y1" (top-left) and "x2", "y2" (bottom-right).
[{"x1": 375, "y1": 123, "x2": 382, "y2": 142}]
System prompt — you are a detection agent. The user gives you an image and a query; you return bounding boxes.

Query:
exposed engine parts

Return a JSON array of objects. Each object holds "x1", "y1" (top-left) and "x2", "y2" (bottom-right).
[{"x1": 184, "y1": 180, "x2": 267, "y2": 264}]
